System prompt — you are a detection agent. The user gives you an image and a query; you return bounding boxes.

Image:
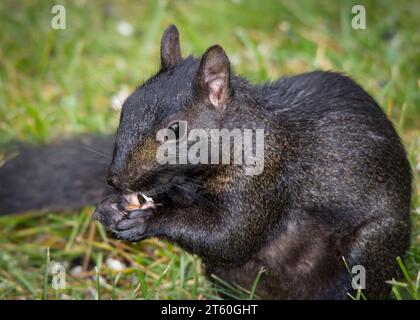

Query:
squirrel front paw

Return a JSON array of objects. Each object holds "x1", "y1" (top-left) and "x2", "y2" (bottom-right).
[
  {"x1": 112, "y1": 207, "x2": 155, "y2": 242},
  {"x1": 92, "y1": 193, "x2": 125, "y2": 232},
  {"x1": 93, "y1": 193, "x2": 156, "y2": 242}
]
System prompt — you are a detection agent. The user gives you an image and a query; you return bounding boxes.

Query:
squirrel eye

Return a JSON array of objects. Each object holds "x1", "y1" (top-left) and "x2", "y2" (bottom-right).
[{"x1": 168, "y1": 121, "x2": 180, "y2": 140}]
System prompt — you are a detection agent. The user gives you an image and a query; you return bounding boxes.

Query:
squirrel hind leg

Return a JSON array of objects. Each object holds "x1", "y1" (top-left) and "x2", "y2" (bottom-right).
[
  {"x1": 312, "y1": 216, "x2": 410, "y2": 300},
  {"x1": 336, "y1": 217, "x2": 410, "y2": 300},
  {"x1": 203, "y1": 215, "x2": 410, "y2": 300}
]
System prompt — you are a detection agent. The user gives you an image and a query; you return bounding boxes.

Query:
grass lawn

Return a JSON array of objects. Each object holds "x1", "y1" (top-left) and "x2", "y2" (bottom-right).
[{"x1": 0, "y1": 0, "x2": 418, "y2": 299}]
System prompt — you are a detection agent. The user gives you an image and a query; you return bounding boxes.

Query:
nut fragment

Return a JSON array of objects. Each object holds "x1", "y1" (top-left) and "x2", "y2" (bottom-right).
[
  {"x1": 122, "y1": 192, "x2": 155, "y2": 212},
  {"x1": 123, "y1": 193, "x2": 140, "y2": 207},
  {"x1": 139, "y1": 193, "x2": 156, "y2": 210},
  {"x1": 140, "y1": 193, "x2": 154, "y2": 203}
]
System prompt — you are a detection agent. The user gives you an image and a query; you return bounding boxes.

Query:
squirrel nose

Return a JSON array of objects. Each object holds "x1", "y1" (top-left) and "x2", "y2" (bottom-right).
[
  {"x1": 107, "y1": 167, "x2": 128, "y2": 190},
  {"x1": 108, "y1": 163, "x2": 143, "y2": 191},
  {"x1": 107, "y1": 175, "x2": 131, "y2": 191},
  {"x1": 106, "y1": 175, "x2": 119, "y2": 189}
]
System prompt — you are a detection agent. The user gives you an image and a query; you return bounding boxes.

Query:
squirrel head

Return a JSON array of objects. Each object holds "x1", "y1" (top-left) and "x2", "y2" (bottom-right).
[{"x1": 107, "y1": 25, "x2": 253, "y2": 200}]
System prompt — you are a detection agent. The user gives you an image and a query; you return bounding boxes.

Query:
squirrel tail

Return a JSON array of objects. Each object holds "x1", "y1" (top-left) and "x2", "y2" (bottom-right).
[{"x1": 0, "y1": 135, "x2": 114, "y2": 215}]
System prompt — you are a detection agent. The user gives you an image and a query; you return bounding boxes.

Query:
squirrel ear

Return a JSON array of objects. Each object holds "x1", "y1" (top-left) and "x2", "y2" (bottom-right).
[
  {"x1": 194, "y1": 45, "x2": 231, "y2": 111},
  {"x1": 160, "y1": 24, "x2": 182, "y2": 69}
]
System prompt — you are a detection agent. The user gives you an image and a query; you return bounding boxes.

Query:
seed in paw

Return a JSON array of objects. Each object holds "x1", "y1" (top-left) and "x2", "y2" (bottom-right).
[{"x1": 122, "y1": 192, "x2": 156, "y2": 212}]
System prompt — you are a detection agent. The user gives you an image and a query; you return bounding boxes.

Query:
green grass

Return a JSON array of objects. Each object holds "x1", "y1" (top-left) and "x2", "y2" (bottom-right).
[{"x1": 0, "y1": 0, "x2": 419, "y2": 299}]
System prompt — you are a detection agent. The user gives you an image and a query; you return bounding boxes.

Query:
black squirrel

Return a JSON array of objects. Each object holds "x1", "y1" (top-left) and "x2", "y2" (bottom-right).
[{"x1": 0, "y1": 25, "x2": 412, "y2": 299}]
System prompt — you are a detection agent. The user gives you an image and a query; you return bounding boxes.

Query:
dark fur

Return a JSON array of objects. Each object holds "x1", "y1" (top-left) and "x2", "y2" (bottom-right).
[{"x1": 0, "y1": 25, "x2": 411, "y2": 299}]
